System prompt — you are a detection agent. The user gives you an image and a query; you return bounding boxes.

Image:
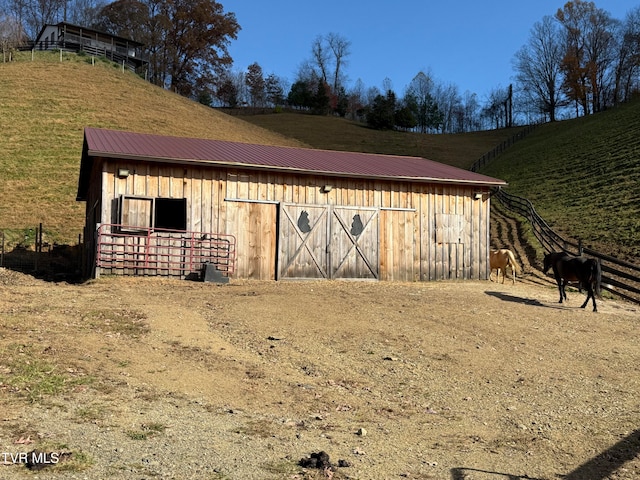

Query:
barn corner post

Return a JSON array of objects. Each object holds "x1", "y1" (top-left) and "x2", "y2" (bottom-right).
[{"x1": 484, "y1": 191, "x2": 492, "y2": 281}]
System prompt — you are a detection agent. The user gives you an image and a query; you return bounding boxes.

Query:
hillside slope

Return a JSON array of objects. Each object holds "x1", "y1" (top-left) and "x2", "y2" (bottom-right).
[
  {"x1": 238, "y1": 111, "x2": 520, "y2": 171},
  {"x1": 0, "y1": 53, "x2": 305, "y2": 245},
  {"x1": 481, "y1": 99, "x2": 640, "y2": 262}
]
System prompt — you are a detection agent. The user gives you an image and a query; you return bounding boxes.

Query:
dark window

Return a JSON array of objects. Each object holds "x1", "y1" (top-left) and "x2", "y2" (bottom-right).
[
  {"x1": 154, "y1": 198, "x2": 187, "y2": 230},
  {"x1": 119, "y1": 195, "x2": 187, "y2": 232}
]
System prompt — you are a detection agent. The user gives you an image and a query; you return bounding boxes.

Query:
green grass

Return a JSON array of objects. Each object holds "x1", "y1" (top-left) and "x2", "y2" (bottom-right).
[
  {"x1": 1, "y1": 51, "x2": 638, "y2": 263},
  {"x1": 125, "y1": 422, "x2": 167, "y2": 440},
  {"x1": 0, "y1": 344, "x2": 94, "y2": 402},
  {"x1": 0, "y1": 52, "x2": 303, "y2": 247},
  {"x1": 481, "y1": 99, "x2": 640, "y2": 261}
]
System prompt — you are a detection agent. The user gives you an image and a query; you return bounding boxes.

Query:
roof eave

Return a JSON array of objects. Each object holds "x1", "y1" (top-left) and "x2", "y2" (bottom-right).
[{"x1": 87, "y1": 151, "x2": 508, "y2": 188}]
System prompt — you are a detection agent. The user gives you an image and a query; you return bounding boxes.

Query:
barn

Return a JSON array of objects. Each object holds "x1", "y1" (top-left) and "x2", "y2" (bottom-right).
[{"x1": 76, "y1": 127, "x2": 507, "y2": 282}]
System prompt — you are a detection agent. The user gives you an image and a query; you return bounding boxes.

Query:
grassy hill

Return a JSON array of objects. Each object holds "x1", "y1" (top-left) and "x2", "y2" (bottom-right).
[
  {"x1": 237, "y1": 111, "x2": 520, "y2": 171},
  {"x1": 480, "y1": 99, "x2": 640, "y2": 262},
  {"x1": 239, "y1": 106, "x2": 640, "y2": 263},
  {"x1": 1, "y1": 51, "x2": 638, "y2": 263},
  {"x1": 0, "y1": 51, "x2": 304, "y2": 246}
]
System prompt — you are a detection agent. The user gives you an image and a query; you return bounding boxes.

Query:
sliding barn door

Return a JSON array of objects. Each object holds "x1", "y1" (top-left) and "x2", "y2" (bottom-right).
[
  {"x1": 278, "y1": 204, "x2": 330, "y2": 279},
  {"x1": 278, "y1": 204, "x2": 379, "y2": 280},
  {"x1": 330, "y1": 207, "x2": 379, "y2": 279}
]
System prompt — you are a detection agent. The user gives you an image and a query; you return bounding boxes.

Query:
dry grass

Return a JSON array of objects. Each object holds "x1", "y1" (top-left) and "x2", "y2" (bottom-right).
[
  {"x1": 0, "y1": 51, "x2": 304, "y2": 246},
  {"x1": 237, "y1": 111, "x2": 520, "y2": 170}
]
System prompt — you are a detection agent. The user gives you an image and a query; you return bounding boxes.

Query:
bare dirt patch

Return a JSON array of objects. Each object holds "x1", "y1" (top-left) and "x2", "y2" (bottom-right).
[{"x1": 1, "y1": 267, "x2": 639, "y2": 480}]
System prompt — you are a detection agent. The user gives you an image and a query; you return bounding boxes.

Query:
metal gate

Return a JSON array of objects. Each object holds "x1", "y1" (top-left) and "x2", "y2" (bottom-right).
[
  {"x1": 96, "y1": 224, "x2": 236, "y2": 278},
  {"x1": 277, "y1": 204, "x2": 379, "y2": 280}
]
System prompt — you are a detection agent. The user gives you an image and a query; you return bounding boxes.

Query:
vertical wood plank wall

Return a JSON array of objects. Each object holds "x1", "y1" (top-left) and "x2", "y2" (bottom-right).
[{"x1": 96, "y1": 160, "x2": 491, "y2": 281}]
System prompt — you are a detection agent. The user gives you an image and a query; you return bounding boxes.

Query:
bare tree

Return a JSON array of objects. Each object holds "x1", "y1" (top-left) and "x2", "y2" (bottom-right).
[
  {"x1": 6, "y1": 0, "x2": 66, "y2": 40},
  {"x1": 308, "y1": 32, "x2": 351, "y2": 95},
  {"x1": 612, "y1": 6, "x2": 640, "y2": 104},
  {"x1": 310, "y1": 34, "x2": 330, "y2": 85},
  {"x1": 405, "y1": 71, "x2": 436, "y2": 133},
  {"x1": 326, "y1": 32, "x2": 350, "y2": 92},
  {"x1": 513, "y1": 15, "x2": 566, "y2": 122},
  {"x1": 434, "y1": 82, "x2": 461, "y2": 133},
  {"x1": 0, "y1": 12, "x2": 26, "y2": 55},
  {"x1": 461, "y1": 90, "x2": 481, "y2": 132}
]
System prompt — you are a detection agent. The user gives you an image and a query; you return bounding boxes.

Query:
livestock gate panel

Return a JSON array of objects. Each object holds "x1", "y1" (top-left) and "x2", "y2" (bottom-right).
[{"x1": 96, "y1": 224, "x2": 236, "y2": 278}]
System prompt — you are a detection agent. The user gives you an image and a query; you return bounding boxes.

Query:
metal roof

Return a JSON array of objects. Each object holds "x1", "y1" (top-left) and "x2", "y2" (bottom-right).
[{"x1": 77, "y1": 127, "x2": 506, "y2": 200}]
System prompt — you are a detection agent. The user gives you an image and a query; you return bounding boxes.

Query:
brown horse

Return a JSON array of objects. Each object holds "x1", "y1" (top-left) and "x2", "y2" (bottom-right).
[{"x1": 490, "y1": 249, "x2": 521, "y2": 284}]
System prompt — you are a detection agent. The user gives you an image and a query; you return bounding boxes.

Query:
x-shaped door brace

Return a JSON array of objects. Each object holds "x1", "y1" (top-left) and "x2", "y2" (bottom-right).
[
  {"x1": 331, "y1": 210, "x2": 378, "y2": 278},
  {"x1": 280, "y1": 208, "x2": 329, "y2": 278}
]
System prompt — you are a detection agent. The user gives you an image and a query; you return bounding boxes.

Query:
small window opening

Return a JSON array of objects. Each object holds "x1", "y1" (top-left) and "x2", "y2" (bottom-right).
[{"x1": 154, "y1": 198, "x2": 187, "y2": 230}]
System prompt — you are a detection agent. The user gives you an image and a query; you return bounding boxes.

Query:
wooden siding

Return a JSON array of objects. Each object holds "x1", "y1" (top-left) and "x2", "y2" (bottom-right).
[{"x1": 89, "y1": 160, "x2": 491, "y2": 281}]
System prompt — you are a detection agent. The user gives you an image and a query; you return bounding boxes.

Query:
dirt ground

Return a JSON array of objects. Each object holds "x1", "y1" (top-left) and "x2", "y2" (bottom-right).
[
  {"x1": 1, "y1": 258, "x2": 639, "y2": 480},
  {"x1": 0, "y1": 209, "x2": 639, "y2": 480}
]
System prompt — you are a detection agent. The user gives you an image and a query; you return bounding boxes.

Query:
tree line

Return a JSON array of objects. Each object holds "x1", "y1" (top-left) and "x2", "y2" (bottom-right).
[{"x1": 1, "y1": 0, "x2": 639, "y2": 132}]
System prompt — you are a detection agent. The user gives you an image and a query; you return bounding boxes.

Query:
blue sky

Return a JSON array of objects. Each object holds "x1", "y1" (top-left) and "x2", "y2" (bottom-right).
[{"x1": 226, "y1": 1, "x2": 639, "y2": 101}]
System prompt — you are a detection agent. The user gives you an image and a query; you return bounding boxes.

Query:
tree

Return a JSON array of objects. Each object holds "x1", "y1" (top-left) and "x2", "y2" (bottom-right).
[
  {"x1": 366, "y1": 90, "x2": 397, "y2": 130},
  {"x1": 460, "y1": 90, "x2": 481, "y2": 132},
  {"x1": 245, "y1": 62, "x2": 264, "y2": 108},
  {"x1": 612, "y1": 6, "x2": 640, "y2": 104},
  {"x1": 307, "y1": 32, "x2": 351, "y2": 105},
  {"x1": 214, "y1": 74, "x2": 239, "y2": 107},
  {"x1": 334, "y1": 86, "x2": 349, "y2": 117},
  {"x1": 405, "y1": 71, "x2": 436, "y2": 133},
  {"x1": 264, "y1": 73, "x2": 285, "y2": 108},
  {"x1": 4, "y1": 0, "x2": 66, "y2": 39},
  {"x1": 513, "y1": 15, "x2": 566, "y2": 122},
  {"x1": 0, "y1": 12, "x2": 26, "y2": 54},
  {"x1": 346, "y1": 78, "x2": 366, "y2": 120},
  {"x1": 311, "y1": 80, "x2": 330, "y2": 115},
  {"x1": 556, "y1": 0, "x2": 616, "y2": 115},
  {"x1": 93, "y1": 0, "x2": 149, "y2": 42},
  {"x1": 310, "y1": 34, "x2": 330, "y2": 86},
  {"x1": 327, "y1": 32, "x2": 350, "y2": 92},
  {"x1": 394, "y1": 104, "x2": 417, "y2": 131},
  {"x1": 96, "y1": 0, "x2": 240, "y2": 95},
  {"x1": 482, "y1": 86, "x2": 511, "y2": 129},
  {"x1": 434, "y1": 82, "x2": 459, "y2": 132},
  {"x1": 67, "y1": 0, "x2": 106, "y2": 26},
  {"x1": 287, "y1": 80, "x2": 313, "y2": 110}
]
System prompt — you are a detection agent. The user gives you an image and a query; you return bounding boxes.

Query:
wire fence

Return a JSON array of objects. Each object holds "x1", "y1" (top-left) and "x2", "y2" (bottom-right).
[{"x1": 0, "y1": 226, "x2": 82, "y2": 282}]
